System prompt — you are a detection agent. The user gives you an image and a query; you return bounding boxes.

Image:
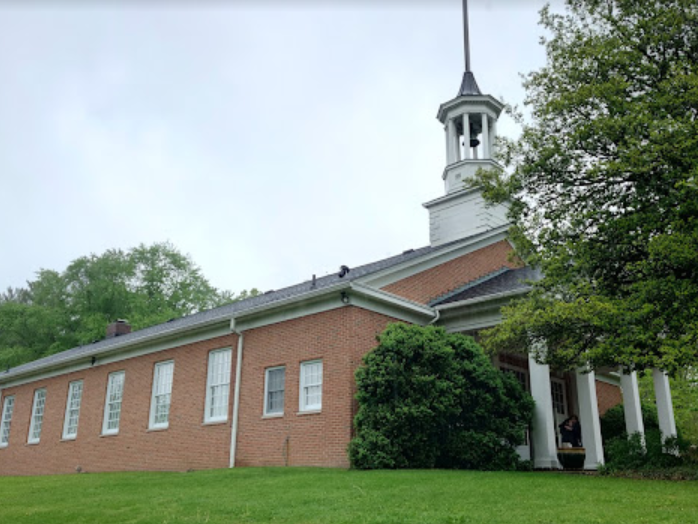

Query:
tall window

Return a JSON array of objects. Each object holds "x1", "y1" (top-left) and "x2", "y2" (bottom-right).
[
  {"x1": 551, "y1": 380, "x2": 567, "y2": 416},
  {"x1": 264, "y1": 366, "x2": 285, "y2": 416},
  {"x1": 0, "y1": 396, "x2": 15, "y2": 447},
  {"x1": 28, "y1": 388, "x2": 47, "y2": 444},
  {"x1": 299, "y1": 360, "x2": 322, "y2": 412},
  {"x1": 102, "y1": 371, "x2": 125, "y2": 435},
  {"x1": 62, "y1": 381, "x2": 84, "y2": 440},
  {"x1": 205, "y1": 348, "x2": 232, "y2": 423},
  {"x1": 149, "y1": 361, "x2": 174, "y2": 429}
]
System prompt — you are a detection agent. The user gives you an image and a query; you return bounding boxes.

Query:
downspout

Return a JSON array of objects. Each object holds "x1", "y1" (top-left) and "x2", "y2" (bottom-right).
[
  {"x1": 229, "y1": 319, "x2": 244, "y2": 468},
  {"x1": 428, "y1": 308, "x2": 441, "y2": 325}
]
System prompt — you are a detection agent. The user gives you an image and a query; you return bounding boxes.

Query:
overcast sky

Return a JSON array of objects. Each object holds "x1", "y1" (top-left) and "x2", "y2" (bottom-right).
[{"x1": 0, "y1": 0, "x2": 560, "y2": 296}]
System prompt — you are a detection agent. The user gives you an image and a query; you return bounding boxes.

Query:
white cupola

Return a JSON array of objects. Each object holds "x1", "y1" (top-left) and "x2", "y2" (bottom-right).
[{"x1": 423, "y1": 0, "x2": 509, "y2": 247}]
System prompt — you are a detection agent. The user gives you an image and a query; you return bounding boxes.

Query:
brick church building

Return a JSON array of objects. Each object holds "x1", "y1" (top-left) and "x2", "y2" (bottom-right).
[{"x1": 0, "y1": 5, "x2": 677, "y2": 476}]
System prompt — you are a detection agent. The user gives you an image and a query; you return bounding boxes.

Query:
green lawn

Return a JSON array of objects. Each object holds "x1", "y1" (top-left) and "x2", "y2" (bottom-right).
[{"x1": 0, "y1": 468, "x2": 696, "y2": 524}]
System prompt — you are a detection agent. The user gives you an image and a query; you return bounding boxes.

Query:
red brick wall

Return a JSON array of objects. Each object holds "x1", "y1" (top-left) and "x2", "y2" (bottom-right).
[
  {"x1": 596, "y1": 380, "x2": 622, "y2": 416},
  {"x1": 235, "y1": 306, "x2": 398, "y2": 468},
  {"x1": 0, "y1": 334, "x2": 237, "y2": 476},
  {"x1": 382, "y1": 240, "x2": 518, "y2": 304}
]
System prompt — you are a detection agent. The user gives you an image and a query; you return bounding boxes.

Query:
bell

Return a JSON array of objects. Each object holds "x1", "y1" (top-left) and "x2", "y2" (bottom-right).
[{"x1": 469, "y1": 137, "x2": 480, "y2": 148}]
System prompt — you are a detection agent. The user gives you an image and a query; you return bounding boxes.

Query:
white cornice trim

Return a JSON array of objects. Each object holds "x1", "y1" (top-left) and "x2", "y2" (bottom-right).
[
  {"x1": 434, "y1": 287, "x2": 529, "y2": 312},
  {"x1": 437, "y1": 159, "x2": 504, "y2": 183},
  {"x1": 0, "y1": 325, "x2": 232, "y2": 389},
  {"x1": 234, "y1": 283, "x2": 436, "y2": 331},
  {"x1": 422, "y1": 186, "x2": 484, "y2": 207},
  {"x1": 437, "y1": 95, "x2": 505, "y2": 122},
  {"x1": 595, "y1": 372, "x2": 621, "y2": 386},
  {"x1": 1, "y1": 281, "x2": 437, "y2": 387},
  {"x1": 350, "y1": 282, "x2": 436, "y2": 319}
]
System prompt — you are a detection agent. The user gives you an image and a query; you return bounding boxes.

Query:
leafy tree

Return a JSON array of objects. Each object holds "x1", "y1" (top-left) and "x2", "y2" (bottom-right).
[
  {"x1": 470, "y1": 0, "x2": 698, "y2": 375},
  {"x1": 0, "y1": 287, "x2": 31, "y2": 304},
  {"x1": 349, "y1": 324, "x2": 533, "y2": 470},
  {"x1": 0, "y1": 242, "x2": 254, "y2": 369}
]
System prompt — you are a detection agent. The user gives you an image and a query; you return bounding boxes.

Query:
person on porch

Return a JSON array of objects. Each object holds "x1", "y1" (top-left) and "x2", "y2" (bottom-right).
[{"x1": 559, "y1": 415, "x2": 582, "y2": 448}]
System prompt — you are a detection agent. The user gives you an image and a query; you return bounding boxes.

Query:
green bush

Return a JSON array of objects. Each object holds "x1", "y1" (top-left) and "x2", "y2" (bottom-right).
[
  {"x1": 348, "y1": 324, "x2": 534, "y2": 470},
  {"x1": 600, "y1": 402, "x2": 660, "y2": 445},
  {"x1": 600, "y1": 429, "x2": 698, "y2": 480}
]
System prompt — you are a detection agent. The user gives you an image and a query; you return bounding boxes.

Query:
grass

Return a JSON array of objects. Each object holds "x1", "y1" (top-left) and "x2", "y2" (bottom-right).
[{"x1": 0, "y1": 467, "x2": 697, "y2": 524}]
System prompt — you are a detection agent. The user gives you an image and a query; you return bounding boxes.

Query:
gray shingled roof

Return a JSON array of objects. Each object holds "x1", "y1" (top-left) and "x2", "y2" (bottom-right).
[
  {"x1": 433, "y1": 266, "x2": 541, "y2": 306},
  {"x1": 1, "y1": 240, "x2": 459, "y2": 382}
]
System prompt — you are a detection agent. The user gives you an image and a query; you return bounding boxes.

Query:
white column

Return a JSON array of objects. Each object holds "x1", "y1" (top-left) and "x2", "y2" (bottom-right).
[
  {"x1": 444, "y1": 125, "x2": 450, "y2": 166},
  {"x1": 528, "y1": 355, "x2": 560, "y2": 469},
  {"x1": 620, "y1": 370, "x2": 645, "y2": 443},
  {"x1": 652, "y1": 369, "x2": 677, "y2": 440},
  {"x1": 447, "y1": 119, "x2": 457, "y2": 165},
  {"x1": 490, "y1": 118, "x2": 497, "y2": 158},
  {"x1": 462, "y1": 113, "x2": 470, "y2": 160},
  {"x1": 481, "y1": 114, "x2": 490, "y2": 158},
  {"x1": 575, "y1": 369, "x2": 605, "y2": 469}
]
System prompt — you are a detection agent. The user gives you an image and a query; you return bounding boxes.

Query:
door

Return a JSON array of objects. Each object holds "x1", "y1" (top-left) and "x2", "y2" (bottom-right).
[{"x1": 550, "y1": 378, "x2": 568, "y2": 446}]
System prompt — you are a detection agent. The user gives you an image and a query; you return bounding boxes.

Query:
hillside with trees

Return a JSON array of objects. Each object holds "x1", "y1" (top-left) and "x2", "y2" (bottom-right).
[{"x1": 0, "y1": 242, "x2": 257, "y2": 369}]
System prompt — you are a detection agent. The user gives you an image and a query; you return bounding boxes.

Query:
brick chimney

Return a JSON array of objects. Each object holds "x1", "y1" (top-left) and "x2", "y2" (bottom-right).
[{"x1": 106, "y1": 319, "x2": 131, "y2": 339}]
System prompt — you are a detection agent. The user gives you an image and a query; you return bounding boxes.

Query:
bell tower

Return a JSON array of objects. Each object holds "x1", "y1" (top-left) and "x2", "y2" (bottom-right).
[{"x1": 423, "y1": 0, "x2": 509, "y2": 246}]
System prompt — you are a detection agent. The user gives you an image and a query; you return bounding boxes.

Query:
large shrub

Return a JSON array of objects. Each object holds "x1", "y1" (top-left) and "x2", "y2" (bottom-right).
[
  {"x1": 600, "y1": 404, "x2": 698, "y2": 479},
  {"x1": 600, "y1": 402, "x2": 660, "y2": 445},
  {"x1": 349, "y1": 324, "x2": 534, "y2": 470}
]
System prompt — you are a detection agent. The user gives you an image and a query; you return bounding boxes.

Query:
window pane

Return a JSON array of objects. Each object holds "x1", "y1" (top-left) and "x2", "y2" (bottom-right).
[
  {"x1": 29, "y1": 389, "x2": 46, "y2": 443},
  {"x1": 0, "y1": 396, "x2": 15, "y2": 446},
  {"x1": 104, "y1": 372, "x2": 125, "y2": 434},
  {"x1": 63, "y1": 381, "x2": 83, "y2": 438},
  {"x1": 205, "y1": 349, "x2": 232, "y2": 422},
  {"x1": 265, "y1": 367, "x2": 285, "y2": 415},
  {"x1": 300, "y1": 361, "x2": 322, "y2": 411},
  {"x1": 150, "y1": 361, "x2": 174, "y2": 428}
]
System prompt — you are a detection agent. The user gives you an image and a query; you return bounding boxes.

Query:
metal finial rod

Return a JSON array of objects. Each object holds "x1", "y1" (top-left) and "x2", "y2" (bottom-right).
[{"x1": 463, "y1": 0, "x2": 471, "y2": 72}]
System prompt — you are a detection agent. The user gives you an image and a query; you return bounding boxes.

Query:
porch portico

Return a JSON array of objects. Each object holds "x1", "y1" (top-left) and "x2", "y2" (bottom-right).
[{"x1": 433, "y1": 267, "x2": 679, "y2": 470}]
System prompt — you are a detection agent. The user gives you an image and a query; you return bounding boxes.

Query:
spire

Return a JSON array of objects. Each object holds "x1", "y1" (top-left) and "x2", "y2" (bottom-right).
[{"x1": 457, "y1": 0, "x2": 481, "y2": 96}]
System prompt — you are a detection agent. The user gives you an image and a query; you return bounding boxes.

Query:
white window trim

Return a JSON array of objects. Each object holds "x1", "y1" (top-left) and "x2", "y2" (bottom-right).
[
  {"x1": 263, "y1": 366, "x2": 286, "y2": 417},
  {"x1": 149, "y1": 360, "x2": 174, "y2": 430},
  {"x1": 299, "y1": 360, "x2": 323, "y2": 413},
  {"x1": 28, "y1": 388, "x2": 47, "y2": 444},
  {"x1": 204, "y1": 348, "x2": 232, "y2": 424},
  {"x1": 102, "y1": 371, "x2": 125, "y2": 436},
  {"x1": 62, "y1": 380, "x2": 84, "y2": 440},
  {"x1": 0, "y1": 395, "x2": 15, "y2": 448}
]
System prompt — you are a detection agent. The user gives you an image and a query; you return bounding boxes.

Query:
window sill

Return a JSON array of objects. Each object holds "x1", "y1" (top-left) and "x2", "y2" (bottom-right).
[
  {"x1": 100, "y1": 432, "x2": 119, "y2": 438},
  {"x1": 297, "y1": 409, "x2": 322, "y2": 416},
  {"x1": 60, "y1": 437, "x2": 77, "y2": 442},
  {"x1": 147, "y1": 426, "x2": 169, "y2": 433},
  {"x1": 262, "y1": 413, "x2": 284, "y2": 419},
  {"x1": 202, "y1": 420, "x2": 228, "y2": 427},
  {"x1": 26, "y1": 441, "x2": 40, "y2": 446}
]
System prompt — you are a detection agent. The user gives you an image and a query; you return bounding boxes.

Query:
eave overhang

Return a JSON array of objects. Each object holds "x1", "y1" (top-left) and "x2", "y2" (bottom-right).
[{"x1": 1, "y1": 282, "x2": 435, "y2": 388}]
